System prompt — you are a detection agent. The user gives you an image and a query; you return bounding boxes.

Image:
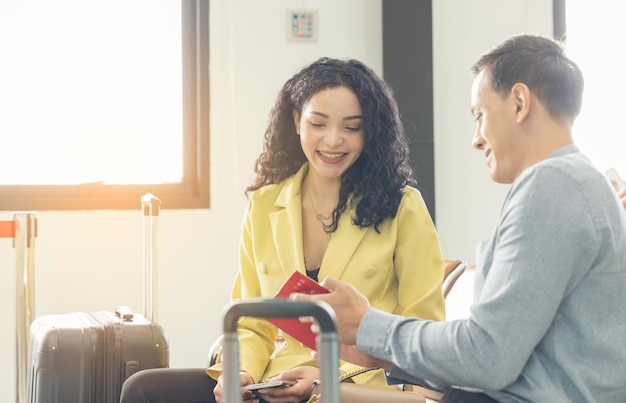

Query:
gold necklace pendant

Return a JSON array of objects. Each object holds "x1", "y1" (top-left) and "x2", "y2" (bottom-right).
[
  {"x1": 316, "y1": 213, "x2": 330, "y2": 221},
  {"x1": 308, "y1": 190, "x2": 331, "y2": 222}
]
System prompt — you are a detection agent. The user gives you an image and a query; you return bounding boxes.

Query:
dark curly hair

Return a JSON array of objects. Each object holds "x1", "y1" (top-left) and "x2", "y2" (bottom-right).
[{"x1": 246, "y1": 57, "x2": 416, "y2": 233}]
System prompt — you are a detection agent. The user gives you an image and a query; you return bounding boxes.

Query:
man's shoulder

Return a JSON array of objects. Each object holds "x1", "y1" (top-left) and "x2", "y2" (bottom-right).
[
  {"x1": 509, "y1": 148, "x2": 620, "y2": 228},
  {"x1": 519, "y1": 150, "x2": 598, "y2": 191}
]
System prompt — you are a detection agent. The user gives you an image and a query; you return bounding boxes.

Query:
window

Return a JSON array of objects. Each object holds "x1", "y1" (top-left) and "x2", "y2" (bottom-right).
[
  {"x1": 0, "y1": 0, "x2": 209, "y2": 210},
  {"x1": 557, "y1": 1, "x2": 626, "y2": 179}
]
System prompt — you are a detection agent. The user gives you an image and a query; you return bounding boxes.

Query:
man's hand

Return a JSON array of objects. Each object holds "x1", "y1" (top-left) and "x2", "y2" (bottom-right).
[
  {"x1": 619, "y1": 187, "x2": 626, "y2": 211},
  {"x1": 290, "y1": 276, "x2": 371, "y2": 345}
]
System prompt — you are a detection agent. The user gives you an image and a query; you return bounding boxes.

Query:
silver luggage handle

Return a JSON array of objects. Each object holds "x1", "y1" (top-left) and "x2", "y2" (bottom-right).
[
  {"x1": 222, "y1": 299, "x2": 340, "y2": 403},
  {"x1": 141, "y1": 193, "x2": 160, "y2": 322}
]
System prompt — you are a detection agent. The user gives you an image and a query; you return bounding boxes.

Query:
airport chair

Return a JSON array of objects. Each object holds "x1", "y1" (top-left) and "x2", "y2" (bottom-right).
[{"x1": 442, "y1": 259, "x2": 468, "y2": 298}]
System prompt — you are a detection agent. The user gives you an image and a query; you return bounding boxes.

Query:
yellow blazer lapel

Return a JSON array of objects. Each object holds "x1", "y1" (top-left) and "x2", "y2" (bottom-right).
[
  {"x1": 270, "y1": 166, "x2": 306, "y2": 278},
  {"x1": 321, "y1": 202, "x2": 370, "y2": 280},
  {"x1": 268, "y1": 164, "x2": 370, "y2": 282}
]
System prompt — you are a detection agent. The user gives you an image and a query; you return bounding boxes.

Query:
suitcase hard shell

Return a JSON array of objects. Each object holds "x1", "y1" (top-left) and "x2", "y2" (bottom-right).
[
  {"x1": 26, "y1": 194, "x2": 168, "y2": 403},
  {"x1": 27, "y1": 308, "x2": 169, "y2": 403}
]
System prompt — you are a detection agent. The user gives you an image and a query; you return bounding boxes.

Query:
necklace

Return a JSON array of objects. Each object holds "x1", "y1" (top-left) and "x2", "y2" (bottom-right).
[{"x1": 308, "y1": 191, "x2": 331, "y2": 221}]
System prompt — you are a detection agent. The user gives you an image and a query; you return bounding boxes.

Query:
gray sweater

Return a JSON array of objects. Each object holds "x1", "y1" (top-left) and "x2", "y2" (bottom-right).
[{"x1": 358, "y1": 145, "x2": 626, "y2": 402}]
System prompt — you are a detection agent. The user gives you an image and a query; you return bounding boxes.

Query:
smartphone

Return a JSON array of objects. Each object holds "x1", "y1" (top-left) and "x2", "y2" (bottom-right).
[
  {"x1": 243, "y1": 380, "x2": 296, "y2": 391},
  {"x1": 606, "y1": 167, "x2": 625, "y2": 192}
]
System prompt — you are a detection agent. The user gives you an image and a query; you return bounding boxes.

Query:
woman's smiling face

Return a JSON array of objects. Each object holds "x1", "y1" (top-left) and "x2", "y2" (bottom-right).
[{"x1": 294, "y1": 86, "x2": 365, "y2": 182}]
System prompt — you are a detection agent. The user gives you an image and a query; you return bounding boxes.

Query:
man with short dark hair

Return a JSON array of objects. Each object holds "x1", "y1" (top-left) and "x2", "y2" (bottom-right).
[{"x1": 294, "y1": 34, "x2": 626, "y2": 402}]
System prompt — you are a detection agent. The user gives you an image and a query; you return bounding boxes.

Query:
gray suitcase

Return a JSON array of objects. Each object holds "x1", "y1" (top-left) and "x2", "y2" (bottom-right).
[
  {"x1": 26, "y1": 194, "x2": 169, "y2": 403},
  {"x1": 27, "y1": 308, "x2": 168, "y2": 403},
  {"x1": 221, "y1": 299, "x2": 340, "y2": 403}
]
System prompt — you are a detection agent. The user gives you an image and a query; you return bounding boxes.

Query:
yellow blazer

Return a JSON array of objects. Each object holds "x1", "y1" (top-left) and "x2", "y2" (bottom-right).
[{"x1": 208, "y1": 164, "x2": 445, "y2": 388}]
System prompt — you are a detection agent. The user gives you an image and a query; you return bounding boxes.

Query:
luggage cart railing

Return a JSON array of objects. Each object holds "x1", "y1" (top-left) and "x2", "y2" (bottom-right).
[{"x1": 1, "y1": 212, "x2": 37, "y2": 403}]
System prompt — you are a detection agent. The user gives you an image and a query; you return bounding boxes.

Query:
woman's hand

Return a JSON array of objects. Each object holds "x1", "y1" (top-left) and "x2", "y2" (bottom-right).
[
  {"x1": 253, "y1": 366, "x2": 320, "y2": 403},
  {"x1": 213, "y1": 371, "x2": 257, "y2": 403}
]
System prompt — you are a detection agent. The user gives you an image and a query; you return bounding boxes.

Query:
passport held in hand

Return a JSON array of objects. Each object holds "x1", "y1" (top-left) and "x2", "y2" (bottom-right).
[{"x1": 268, "y1": 271, "x2": 330, "y2": 351}]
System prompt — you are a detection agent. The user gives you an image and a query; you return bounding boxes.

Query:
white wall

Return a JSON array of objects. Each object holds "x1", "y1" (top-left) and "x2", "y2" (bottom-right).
[
  {"x1": 0, "y1": 1, "x2": 552, "y2": 401},
  {"x1": 432, "y1": 0, "x2": 553, "y2": 263}
]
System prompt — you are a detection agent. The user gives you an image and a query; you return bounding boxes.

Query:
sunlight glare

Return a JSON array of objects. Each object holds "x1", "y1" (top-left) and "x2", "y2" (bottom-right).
[
  {"x1": 0, "y1": 1, "x2": 183, "y2": 185},
  {"x1": 566, "y1": 1, "x2": 626, "y2": 178}
]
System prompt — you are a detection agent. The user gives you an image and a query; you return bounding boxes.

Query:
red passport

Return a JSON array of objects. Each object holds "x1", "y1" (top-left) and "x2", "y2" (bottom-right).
[{"x1": 268, "y1": 271, "x2": 330, "y2": 351}]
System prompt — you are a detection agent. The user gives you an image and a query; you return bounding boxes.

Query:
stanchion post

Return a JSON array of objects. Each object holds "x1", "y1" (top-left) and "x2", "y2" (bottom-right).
[{"x1": 13, "y1": 212, "x2": 37, "y2": 403}]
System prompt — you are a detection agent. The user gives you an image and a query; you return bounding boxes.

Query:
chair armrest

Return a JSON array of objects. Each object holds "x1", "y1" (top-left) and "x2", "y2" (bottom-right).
[
  {"x1": 404, "y1": 384, "x2": 443, "y2": 402},
  {"x1": 443, "y1": 260, "x2": 468, "y2": 298}
]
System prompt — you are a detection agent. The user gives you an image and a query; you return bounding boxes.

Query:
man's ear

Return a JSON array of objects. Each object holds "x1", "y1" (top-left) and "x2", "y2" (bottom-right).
[
  {"x1": 293, "y1": 109, "x2": 300, "y2": 135},
  {"x1": 511, "y1": 83, "x2": 531, "y2": 123}
]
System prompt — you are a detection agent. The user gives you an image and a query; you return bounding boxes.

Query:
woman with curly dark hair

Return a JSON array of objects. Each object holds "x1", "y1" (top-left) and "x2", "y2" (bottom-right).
[
  {"x1": 247, "y1": 57, "x2": 416, "y2": 233},
  {"x1": 120, "y1": 57, "x2": 444, "y2": 403}
]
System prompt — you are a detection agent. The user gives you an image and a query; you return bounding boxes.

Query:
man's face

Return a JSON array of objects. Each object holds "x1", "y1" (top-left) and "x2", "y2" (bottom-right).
[{"x1": 470, "y1": 70, "x2": 524, "y2": 184}]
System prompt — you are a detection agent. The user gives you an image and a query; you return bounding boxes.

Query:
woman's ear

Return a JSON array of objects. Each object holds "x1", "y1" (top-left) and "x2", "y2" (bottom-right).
[
  {"x1": 511, "y1": 83, "x2": 531, "y2": 123},
  {"x1": 292, "y1": 109, "x2": 300, "y2": 135}
]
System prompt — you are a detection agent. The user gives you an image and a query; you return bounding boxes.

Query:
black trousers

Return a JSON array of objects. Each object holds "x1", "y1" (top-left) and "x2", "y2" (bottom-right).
[
  {"x1": 120, "y1": 368, "x2": 217, "y2": 403},
  {"x1": 119, "y1": 368, "x2": 497, "y2": 403},
  {"x1": 440, "y1": 387, "x2": 498, "y2": 402}
]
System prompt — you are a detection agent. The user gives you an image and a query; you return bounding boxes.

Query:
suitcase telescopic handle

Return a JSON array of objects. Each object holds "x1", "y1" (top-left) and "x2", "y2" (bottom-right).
[
  {"x1": 141, "y1": 193, "x2": 160, "y2": 322},
  {"x1": 141, "y1": 193, "x2": 161, "y2": 218},
  {"x1": 222, "y1": 299, "x2": 340, "y2": 403}
]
